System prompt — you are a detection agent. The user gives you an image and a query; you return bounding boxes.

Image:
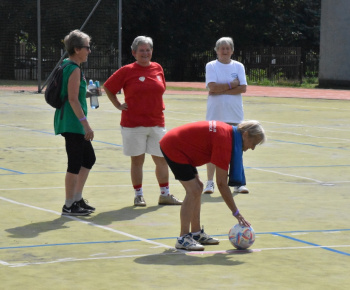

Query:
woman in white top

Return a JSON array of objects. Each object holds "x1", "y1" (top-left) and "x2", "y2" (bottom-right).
[{"x1": 204, "y1": 37, "x2": 249, "y2": 195}]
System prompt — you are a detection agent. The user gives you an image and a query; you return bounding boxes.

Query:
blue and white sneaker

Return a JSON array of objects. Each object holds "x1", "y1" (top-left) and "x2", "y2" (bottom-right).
[
  {"x1": 175, "y1": 233, "x2": 204, "y2": 251},
  {"x1": 192, "y1": 227, "x2": 220, "y2": 245}
]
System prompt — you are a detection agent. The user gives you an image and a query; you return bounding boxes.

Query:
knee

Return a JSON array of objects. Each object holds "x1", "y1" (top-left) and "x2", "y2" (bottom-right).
[
  {"x1": 195, "y1": 176, "x2": 204, "y2": 193},
  {"x1": 131, "y1": 155, "x2": 145, "y2": 167},
  {"x1": 198, "y1": 180, "x2": 204, "y2": 193}
]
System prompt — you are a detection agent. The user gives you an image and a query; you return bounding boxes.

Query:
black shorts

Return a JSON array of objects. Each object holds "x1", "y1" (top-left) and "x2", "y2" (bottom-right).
[
  {"x1": 62, "y1": 132, "x2": 96, "y2": 174},
  {"x1": 161, "y1": 148, "x2": 198, "y2": 181}
]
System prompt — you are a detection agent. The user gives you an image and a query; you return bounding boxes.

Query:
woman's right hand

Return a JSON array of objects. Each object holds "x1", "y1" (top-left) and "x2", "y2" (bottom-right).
[
  {"x1": 116, "y1": 102, "x2": 128, "y2": 111},
  {"x1": 235, "y1": 213, "x2": 251, "y2": 227},
  {"x1": 230, "y1": 78, "x2": 240, "y2": 88}
]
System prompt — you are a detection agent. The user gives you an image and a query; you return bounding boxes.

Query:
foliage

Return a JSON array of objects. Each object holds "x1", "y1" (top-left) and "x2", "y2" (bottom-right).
[{"x1": 0, "y1": 0, "x2": 321, "y2": 80}]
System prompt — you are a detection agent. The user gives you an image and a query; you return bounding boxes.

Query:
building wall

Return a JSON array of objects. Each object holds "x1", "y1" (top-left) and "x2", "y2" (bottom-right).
[{"x1": 319, "y1": 0, "x2": 350, "y2": 88}]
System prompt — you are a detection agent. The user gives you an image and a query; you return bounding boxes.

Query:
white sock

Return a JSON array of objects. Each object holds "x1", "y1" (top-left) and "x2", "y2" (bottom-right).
[
  {"x1": 160, "y1": 185, "x2": 170, "y2": 196},
  {"x1": 134, "y1": 188, "x2": 143, "y2": 197}
]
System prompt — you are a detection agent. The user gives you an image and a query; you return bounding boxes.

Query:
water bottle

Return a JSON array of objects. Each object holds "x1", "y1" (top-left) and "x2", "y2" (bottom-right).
[
  {"x1": 88, "y1": 79, "x2": 99, "y2": 109},
  {"x1": 95, "y1": 80, "x2": 102, "y2": 96}
]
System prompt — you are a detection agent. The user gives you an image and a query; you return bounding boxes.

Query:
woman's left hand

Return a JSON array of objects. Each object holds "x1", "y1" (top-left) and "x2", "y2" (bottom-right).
[{"x1": 84, "y1": 129, "x2": 94, "y2": 141}]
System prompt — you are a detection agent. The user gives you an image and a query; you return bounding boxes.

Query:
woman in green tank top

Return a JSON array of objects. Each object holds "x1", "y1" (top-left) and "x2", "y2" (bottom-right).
[{"x1": 54, "y1": 29, "x2": 96, "y2": 216}]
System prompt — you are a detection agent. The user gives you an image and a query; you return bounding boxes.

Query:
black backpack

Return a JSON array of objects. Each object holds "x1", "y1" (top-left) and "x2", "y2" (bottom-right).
[{"x1": 45, "y1": 61, "x2": 79, "y2": 109}]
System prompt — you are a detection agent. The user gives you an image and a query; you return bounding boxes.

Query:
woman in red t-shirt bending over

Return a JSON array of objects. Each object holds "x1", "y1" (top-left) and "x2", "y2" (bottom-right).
[
  {"x1": 160, "y1": 120, "x2": 266, "y2": 251},
  {"x1": 104, "y1": 36, "x2": 182, "y2": 207}
]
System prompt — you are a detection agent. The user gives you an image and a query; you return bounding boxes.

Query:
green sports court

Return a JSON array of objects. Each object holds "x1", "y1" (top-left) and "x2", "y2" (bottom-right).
[{"x1": 0, "y1": 84, "x2": 349, "y2": 289}]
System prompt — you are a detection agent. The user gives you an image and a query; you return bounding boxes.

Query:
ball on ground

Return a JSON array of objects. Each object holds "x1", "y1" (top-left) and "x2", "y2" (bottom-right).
[{"x1": 228, "y1": 223, "x2": 255, "y2": 249}]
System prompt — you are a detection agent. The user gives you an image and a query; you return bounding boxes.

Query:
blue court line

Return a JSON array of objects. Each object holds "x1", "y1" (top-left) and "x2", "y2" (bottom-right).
[
  {"x1": 0, "y1": 167, "x2": 24, "y2": 174},
  {"x1": 1, "y1": 229, "x2": 349, "y2": 255},
  {"x1": 272, "y1": 232, "x2": 350, "y2": 256}
]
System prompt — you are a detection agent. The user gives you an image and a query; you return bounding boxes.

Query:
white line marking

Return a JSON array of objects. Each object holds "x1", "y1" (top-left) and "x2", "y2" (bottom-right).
[
  {"x1": 268, "y1": 130, "x2": 350, "y2": 142},
  {"x1": 0, "y1": 196, "x2": 173, "y2": 250},
  {"x1": 251, "y1": 167, "x2": 324, "y2": 183},
  {"x1": 0, "y1": 183, "x2": 182, "y2": 191},
  {"x1": 0, "y1": 260, "x2": 11, "y2": 266},
  {"x1": 2, "y1": 180, "x2": 350, "y2": 192},
  {"x1": 2, "y1": 244, "x2": 350, "y2": 267},
  {"x1": 261, "y1": 120, "x2": 350, "y2": 132}
]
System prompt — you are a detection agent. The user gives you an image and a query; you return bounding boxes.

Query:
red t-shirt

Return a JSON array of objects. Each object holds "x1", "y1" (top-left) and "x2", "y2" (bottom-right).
[
  {"x1": 160, "y1": 121, "x2": 232, "y2": 171},
  {"x1": 104, "y1": 62, "x2": 166, "y2": 127}
]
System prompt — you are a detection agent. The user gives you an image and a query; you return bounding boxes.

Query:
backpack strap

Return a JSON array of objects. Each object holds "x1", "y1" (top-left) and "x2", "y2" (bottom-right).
[{"x1": 60, "y1": 61, "x2": 81, "y2": 120}]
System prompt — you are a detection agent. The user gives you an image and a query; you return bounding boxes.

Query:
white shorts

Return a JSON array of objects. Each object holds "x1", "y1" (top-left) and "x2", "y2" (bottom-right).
[{"x1": 121, "y1": 126, "x2": 166, "y2": 157}]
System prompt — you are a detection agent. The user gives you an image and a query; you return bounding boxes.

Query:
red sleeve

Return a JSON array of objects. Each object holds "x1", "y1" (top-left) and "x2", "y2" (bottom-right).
[{"x1": 104, "y1": 65, "x2": 128, "y2": 94}]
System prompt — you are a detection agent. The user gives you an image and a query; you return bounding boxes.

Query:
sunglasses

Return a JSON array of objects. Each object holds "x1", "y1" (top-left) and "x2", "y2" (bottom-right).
[{"x1": 80, "y1": 46, "x2": 91, "y2": 50}]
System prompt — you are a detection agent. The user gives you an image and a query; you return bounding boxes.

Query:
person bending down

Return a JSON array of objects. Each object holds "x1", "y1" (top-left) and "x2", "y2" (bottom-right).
[{"x1": 160, "y1": 120, "x2": 266, "y2": 251}]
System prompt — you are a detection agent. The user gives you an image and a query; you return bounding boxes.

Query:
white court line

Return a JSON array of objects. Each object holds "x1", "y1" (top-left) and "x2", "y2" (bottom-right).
[
  {"x1": 0, "y1": 183, "x2": 183, "y2": 191},
  {"x1": 2, "y1": 180, "x2": 350, "y2": 192},
  {"x1": 261, "y1": 120, "x2": 350, "y2": 132},
  {"x1": 0, "y1": 196, "x2": 173, "y2": 250},
  {"x1": 251, "y1": 167, "x2": 324, "y2": 183},
  {"x1": 3, "y1": 244, "x2": 350, "y2": 267},
  {"x1": 268, "y1": 130, "x2": 350, "y2": 142}
]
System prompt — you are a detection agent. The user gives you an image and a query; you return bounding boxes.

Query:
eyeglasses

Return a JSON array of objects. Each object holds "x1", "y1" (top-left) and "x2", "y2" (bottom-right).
[{"x1": 80, "y1": 46, "x2": 91, "y2": 50}]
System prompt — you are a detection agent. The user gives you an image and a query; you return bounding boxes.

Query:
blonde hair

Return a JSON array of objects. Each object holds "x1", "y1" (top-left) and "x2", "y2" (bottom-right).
[{"x1": 237, "y1": 120, "x2": 266, "y2": 145}]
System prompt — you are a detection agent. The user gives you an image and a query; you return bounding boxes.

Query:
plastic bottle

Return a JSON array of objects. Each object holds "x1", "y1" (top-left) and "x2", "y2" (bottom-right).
[
  {"x1": 95, "y1": 80, "x2": 102, "y2": 96},
  {"x1": 88, "y1": 79, "x2": 99, "y2": 109}
]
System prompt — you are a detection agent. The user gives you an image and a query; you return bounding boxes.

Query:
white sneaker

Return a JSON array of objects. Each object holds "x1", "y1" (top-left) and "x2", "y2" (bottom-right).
[
  {"x1": 192, "y1": 227, "x2": 220, "y2": 245},
  {"x1": 175, "y1": 234, "x2": 205, "y2": 251},
  {"x1": 233, "y1": 186, "x2": 249, "y2": 194},
  {"x1": 203, "y1": 181, "x2": 215, "y2": 194}
]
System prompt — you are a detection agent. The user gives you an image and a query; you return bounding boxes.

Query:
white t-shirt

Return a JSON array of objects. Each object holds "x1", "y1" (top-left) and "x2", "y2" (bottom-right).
[{"x1": 205, "y1": 60, "x2": 247, "y2": 124}]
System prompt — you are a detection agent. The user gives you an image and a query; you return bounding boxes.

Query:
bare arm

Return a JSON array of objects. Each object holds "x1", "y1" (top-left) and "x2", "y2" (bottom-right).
[
  {"x1": 208, "y1": 79, "x2": 247, "y2": 96},
  {"x1": 67, "y1": 68, "x2": 94, "y2": 141},
  {"x1": 216, "y1": 166, "x2": 251, "y2": 227},
  {"x1": 103, "y1": 86, "x2": 128, "y2": 111}
]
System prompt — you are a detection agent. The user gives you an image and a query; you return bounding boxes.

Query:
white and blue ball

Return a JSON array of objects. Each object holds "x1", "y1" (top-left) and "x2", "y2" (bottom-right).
[{"x1": 228, "y1": 224, "x2": 255, "y2": 249}]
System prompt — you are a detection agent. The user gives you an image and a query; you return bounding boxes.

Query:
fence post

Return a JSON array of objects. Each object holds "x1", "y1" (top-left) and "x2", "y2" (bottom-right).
[{"x1": 299, "y1": 61, "x2": 303, "y2": 84}]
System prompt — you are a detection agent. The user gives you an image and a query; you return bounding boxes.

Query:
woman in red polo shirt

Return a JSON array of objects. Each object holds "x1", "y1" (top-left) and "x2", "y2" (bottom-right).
[
  {"x1": 160, "y1": 120, "x2": 265, "y2": 251},
  {"x1": 104, "y1": 36, "x2": 182, "y2": 207}
]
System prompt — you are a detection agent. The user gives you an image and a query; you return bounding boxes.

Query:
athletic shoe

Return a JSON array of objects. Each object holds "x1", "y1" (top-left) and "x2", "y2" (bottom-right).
[
  {"x1": 175, "y1": 234, "x2": 205, "y2": 251},
  {"x1": 192, "y1": 227, "x2": 220, "y2": 245},
  {"x1": 134, "y1": 195, "x2": 146, "y2": 207},
  {"x1": 76, "y1": 198, "x2": 95, "y2": 212},
  {"x1": 203, "y1": 181, "x2": 215, "y2": 194},
  {"x1": 62, "y1": 202, "x2": 91, "y2": 216},
  {"x1": 158, "y1": 194, "x2": 183, "y2": 205},
  {"x1": 233, "y1": 186, "x2": 249, "y2": 194}
]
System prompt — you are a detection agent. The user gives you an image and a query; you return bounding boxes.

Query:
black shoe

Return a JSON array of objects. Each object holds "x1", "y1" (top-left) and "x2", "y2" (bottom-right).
[
  {"x1": 62, "y1": 202, "x2": 91, "y2": 216},
  {"x1": 76, "y1": 198, "x2": 96, "y2": 212}
]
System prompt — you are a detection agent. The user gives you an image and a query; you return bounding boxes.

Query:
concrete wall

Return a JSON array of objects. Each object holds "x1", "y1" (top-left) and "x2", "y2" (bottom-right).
[{"x1": 319, "y1": 0, "x2": 350, "y2": 88}]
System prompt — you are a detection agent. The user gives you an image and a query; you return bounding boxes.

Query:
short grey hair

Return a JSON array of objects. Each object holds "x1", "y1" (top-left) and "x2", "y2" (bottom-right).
[
  {"x1": 131, "y1": 36, "x2": 153, "y2": 51},
  {"x1": 64, "y1": 29, "x2": 91, "y2": 56},
  {"x1": 238, "y1": 120, "x2": 266, "y2": 145},
  {"x1": 214, "y1": 37, "x2": 234, "y2": 52}
]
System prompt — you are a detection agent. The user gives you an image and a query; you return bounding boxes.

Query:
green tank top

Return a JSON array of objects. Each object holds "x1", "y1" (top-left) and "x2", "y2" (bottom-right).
[{"x1": 54, "y1": 59, "x2": 88, "y2": 135}]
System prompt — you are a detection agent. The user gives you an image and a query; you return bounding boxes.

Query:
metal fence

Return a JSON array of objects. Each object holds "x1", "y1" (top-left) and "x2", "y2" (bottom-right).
[{"x1": 13, "y1": 44, "x2": 318, "y2": 84}]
